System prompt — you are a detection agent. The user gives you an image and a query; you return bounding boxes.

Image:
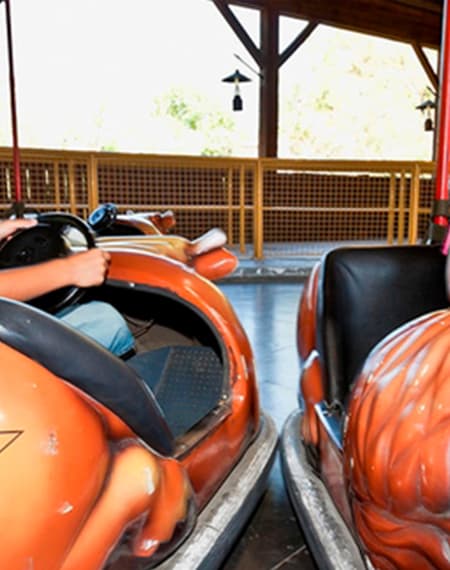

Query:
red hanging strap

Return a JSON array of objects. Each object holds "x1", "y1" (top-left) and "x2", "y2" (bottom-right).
[{"x1": 433, "y1": 1, "x2": 450, "y2": 241}]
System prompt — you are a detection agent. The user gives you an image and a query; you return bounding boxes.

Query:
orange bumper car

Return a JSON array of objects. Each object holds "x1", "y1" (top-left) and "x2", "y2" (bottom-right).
[
  {"x1": 0, "y1": 212, "x2": 277, "y2": 570},
  {"x1": 281, "y1": 244, "x2": 450, "y2": 569}
]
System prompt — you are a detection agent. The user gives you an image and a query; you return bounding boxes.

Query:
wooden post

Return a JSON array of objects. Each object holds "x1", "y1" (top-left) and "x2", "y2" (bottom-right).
[
  {"x1": 259, "y1": 7, "x2": 278, "y2": 157},
  {"x1": 239, "y1": 165, "x2": 246, "y2": 253},
  {"x1": 387, "y1": 173, "x2": 396, "y2": 244},
  {"x1": 398, "y1": 171, "x2": 406, "y2": 244},
  {"x1": 68, "y1": 160, "x2": 76, "y2": 215},
  {"x1": 253, "y1": 160, "x2": 264, "y2": 259},
  {"x1": 227, "y1": 167, "x2": 234, "y2": 246},
  {"x1": 88, "y1": 153, "x2": 99, "y2": 213},
  {"x1": 408, "y1": 164, "x2": 421, "y2": 244}
]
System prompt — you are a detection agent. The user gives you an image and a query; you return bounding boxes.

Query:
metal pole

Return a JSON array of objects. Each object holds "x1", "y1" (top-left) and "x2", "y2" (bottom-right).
[
  {"x1": 429, "y1": 0, "x2": 450, "y2": 241},
  {"x1": 3, "y1": 0, "x2": 23, "y2": 215}
]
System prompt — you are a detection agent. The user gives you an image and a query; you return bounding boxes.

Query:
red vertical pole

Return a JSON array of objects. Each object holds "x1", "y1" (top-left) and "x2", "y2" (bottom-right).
[
  {"x1": 3, "y1": 0, "x2": 22, "y2": 210},
  {"x1": 434, "y1": 0, "x2": 450, "y2": 227}
]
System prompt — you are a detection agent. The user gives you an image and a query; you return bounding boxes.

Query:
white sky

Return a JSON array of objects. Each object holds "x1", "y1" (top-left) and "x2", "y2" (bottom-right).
[
  {"x1": 0, "y1": 0, "x2": 438, "y2": 158},
  {"x1": 0, "y1": 1, "x2": 259, "y2": 149}
]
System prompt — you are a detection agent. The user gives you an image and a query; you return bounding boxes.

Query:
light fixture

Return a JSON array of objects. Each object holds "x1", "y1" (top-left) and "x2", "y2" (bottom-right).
[
  {"x1": 416, "y1": 98, "x2": 436, "y2": 131},
  {"x1": 222, "y1": 69, "x2": 251, "y2": 111}
]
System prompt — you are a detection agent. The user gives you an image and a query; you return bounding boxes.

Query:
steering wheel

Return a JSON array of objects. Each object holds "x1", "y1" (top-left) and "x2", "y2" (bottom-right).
[
  {"x1": 87, "y1": 203, "x2": 118, "y2": 233},
  {"x1": 0, "y1": 213, "x2": 96, "y2": 313}
]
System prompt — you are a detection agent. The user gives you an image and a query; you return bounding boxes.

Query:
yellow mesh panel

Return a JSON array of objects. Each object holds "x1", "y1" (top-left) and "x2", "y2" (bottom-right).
[{"x1": 0, "y1": 149, "x2": 436, "y2": 258}]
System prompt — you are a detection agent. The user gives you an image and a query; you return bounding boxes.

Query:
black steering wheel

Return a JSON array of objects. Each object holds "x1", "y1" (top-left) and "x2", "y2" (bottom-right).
[{"x1": 0, "y1": 212, "x2": 96, "y2": 313}]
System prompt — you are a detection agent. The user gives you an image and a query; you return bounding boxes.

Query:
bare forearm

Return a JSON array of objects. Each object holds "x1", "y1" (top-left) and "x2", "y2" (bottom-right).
[
  {"x1": 0, "y1": 258, "x2": 74, "y2": 301},
  {"x1": 0, "y1": 248, "x2": 110, "y2": 302}
]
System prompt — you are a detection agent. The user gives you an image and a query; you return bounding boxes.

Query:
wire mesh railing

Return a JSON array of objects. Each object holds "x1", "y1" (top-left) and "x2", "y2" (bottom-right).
[
  {"x1": 0, "y1": 147, "x2": 435, "y2": 259},
  {"x1": 255, "y1": 159, "x2": 435, "y2": 257}
]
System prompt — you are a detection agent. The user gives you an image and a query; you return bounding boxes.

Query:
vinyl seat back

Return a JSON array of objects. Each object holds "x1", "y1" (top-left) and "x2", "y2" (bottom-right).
[{"x1": 316, "y1": 245, "x2": 448, "y2": 404}]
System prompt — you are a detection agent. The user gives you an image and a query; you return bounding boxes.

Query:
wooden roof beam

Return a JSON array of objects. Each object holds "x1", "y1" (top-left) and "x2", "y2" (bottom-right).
[
  {"x1": 279, "y1": 21, "x2": 318, "y2": 67},
  {"x1": 213, "y1": 1, "x2": 320, "y2": 156},
  {"x1": 412, "y1": 42, "x2": 439, "y2": 91},
  {"x1": 211, "y1": 0, "x2": 262, "y2": 66},
  {"x1": 229, "y1": 0, "x2": 441, "y2": 48}
]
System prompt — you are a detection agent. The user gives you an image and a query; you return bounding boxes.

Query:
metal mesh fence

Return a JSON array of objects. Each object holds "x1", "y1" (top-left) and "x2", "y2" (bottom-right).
[
  {"x1": 0, "y1": 154, "x2": 89, "y2": 215},
  {"x1": 258, "y1": 160, "x2": 434, "y2": 256},
  {"x1": 0, "y1": 148, "x2": 436, "y2": 258},
  {"x1": 96, "y1": 156, "x2": 255, "y2": 242}
]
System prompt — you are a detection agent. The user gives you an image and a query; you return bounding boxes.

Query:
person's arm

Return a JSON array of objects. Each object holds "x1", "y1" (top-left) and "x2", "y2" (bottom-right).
[
  {"x1": 0, "y1": 218, "x2": 38, "y2": 240},
  {"x1": 0, "y1": 248, "x2": 111, "y2": 302}
]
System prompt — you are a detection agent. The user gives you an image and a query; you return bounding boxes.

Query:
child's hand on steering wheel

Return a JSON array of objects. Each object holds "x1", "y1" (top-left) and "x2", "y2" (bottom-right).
[{"x1": 64, "y1": 249, "x2": 111, "y2": 288}]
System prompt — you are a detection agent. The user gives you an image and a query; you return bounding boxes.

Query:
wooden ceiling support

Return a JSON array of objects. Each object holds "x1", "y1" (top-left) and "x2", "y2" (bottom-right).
[
  {"x1": 279, "y1": 21, "x2": 318, "y2": 67},
  {"x1": 213, "y1": 1, "x2": 318, "y2": 156},
  {"x1": 215, "y1": 0, "x2": 443, "y2": 157},
  {"x1": 212, "y1": 0, "x2": 261, "y2": 66},
  {"x1": 260, "y1": 7, "x2": 279, "y2": 156},
  {"x1": 231, "y1": 0, "x2": 441, "y2": 48},
  {"x1": 412, "y1": 42, "x2": 439, "y2": 91}
]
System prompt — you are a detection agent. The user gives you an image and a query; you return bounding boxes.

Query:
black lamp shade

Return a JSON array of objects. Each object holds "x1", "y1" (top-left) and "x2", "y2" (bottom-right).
[
  {"x1": 416, "y1": 99, "x2": 436, "y2": 112},
  {"x1": 222, "y1": 69, "x2": 251, "y2": 83},
  {"x1": 233, "y1": 94, "x2": 243, "y2": 111}
]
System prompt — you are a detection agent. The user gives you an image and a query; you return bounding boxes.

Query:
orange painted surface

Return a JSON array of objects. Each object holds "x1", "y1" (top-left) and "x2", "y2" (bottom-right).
[
  {"x1": 0, "y1": 246, "x2": 259, "y2": 569},
  {"x1": 297, "y1": 261, "x2": 320, "y2": 360},
  {"x1": 191, "y1": 248, "x2": 238, "y2": 281},
  {"x1": 107, "y1": 250, "x2": 259, "y2": 507},
  {"x1": 0, "y1": 343, "x2": 193, "y2": 570},
  {"x1": 0, "y1": 344, "x2": 109, "y2": 570},
  {"x1": 61, "y1": 450, "x2": 191, "y2": 570},
  {"x1": 344, "y1": 309, "x2": 450, "y2": 569},
  {"x1": 300, "y1": 352, "x2": 324, "y2": 446},
  {"x1": 296, "y1": 261, "x2": 325, "y2": 446}
]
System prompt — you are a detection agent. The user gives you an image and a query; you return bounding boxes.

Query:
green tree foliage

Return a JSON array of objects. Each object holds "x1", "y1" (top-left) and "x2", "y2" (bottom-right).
[
  {"x1": 279, "y1": 28, "x2": 437, "y2": 160},
  {"x1": 153, "y1": 87, "x2": 235, "y2": 156}
]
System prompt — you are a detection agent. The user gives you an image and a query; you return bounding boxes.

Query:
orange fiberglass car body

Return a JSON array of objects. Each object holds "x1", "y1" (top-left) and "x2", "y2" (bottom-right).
[
  {"x1": 88, "y1": 203, "x2": 239, "y2": 282},
  {"x1": 0, "y1": 212, "x2": 277, "y2": 570},
  {"x1": 281, "y1": 244, "x2": 450, "y2": 570}
]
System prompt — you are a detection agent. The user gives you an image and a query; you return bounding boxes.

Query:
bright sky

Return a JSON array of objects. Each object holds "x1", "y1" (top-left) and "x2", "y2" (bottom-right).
[
  {"x1": 0, "y1": 0, "x2": 438, "y2": 158},
  {"x1": 0, "y1": 1, "x2": 259, "y2": 150}
]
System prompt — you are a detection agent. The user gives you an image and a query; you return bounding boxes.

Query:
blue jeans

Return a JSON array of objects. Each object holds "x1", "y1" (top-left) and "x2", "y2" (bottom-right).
[{"x1": 56, "y1": 301, "x2": 135, "y2": 357}]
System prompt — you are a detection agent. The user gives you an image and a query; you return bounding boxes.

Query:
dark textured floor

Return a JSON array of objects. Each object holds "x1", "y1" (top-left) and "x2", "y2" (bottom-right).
[{"x1": 217, "y1": 282, "x2": 317, "y2": 570}]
